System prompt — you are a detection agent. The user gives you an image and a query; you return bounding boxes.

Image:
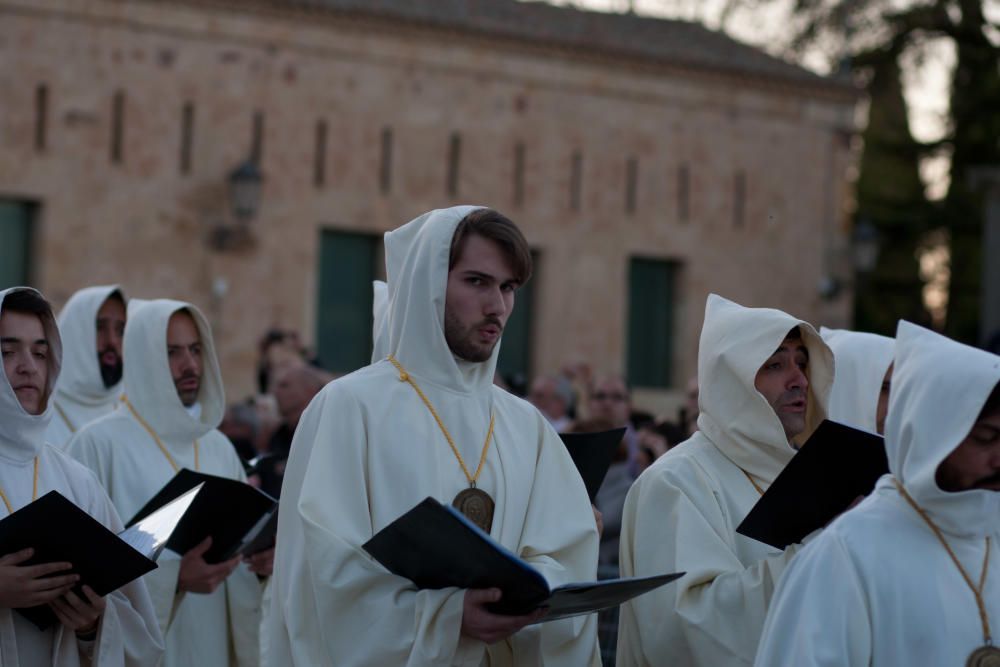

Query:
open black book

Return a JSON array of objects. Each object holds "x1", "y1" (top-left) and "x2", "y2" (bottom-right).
[
  {"x1": 559, "y1": 428, "x2": 627, "y2": 501},
  {"x1": 363, "y1": 497, "x2": 682, "y2": 622},
  {"x1": 736, "y1": 420, "x2": 888, "y2": 550},
  {"x1": 0, "y1": 487, "x2": 198, "y2": 630},
  {"x1": 127, "y1": 469, "x2": 277, "y2": 563}
]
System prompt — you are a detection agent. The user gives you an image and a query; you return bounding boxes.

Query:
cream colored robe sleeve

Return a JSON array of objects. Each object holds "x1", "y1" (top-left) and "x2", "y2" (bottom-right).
[
  {"x1": 754, "y1": 534, "x2": 871, "y2": 666},
  {"x1": 291, "y1": 387, "x2": 475, "y2": 666},
  {"x1": 618, "y1": 459, "x2": 800, "y2": 666}
]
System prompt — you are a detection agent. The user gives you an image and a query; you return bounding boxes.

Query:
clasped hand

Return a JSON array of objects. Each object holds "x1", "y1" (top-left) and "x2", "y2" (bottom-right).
[
  {"x1": 0, "y1": 548, "x2": 105, "y2": 635},
  {"x1": 177, "y1": 537, "x2": 242, "y2": 594},
  {"x1": 460, "y1": 588, "x2": 547, "y2": 645}
]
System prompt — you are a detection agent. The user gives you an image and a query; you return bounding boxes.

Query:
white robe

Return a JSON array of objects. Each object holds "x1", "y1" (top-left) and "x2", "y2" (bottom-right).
[
  {"x1": 756, "y1": 321, "x2": 1000, "y2": 666},
  {"x1": 46, "y1": 286, "x2": 125, "y2": 448},
  {"x1": 67, "y1": 299, "x2": 261, "y2": 667},
  {"x1": 617, "y1": 294, "x2": 834, "y2": 666},
  {"x1": 820, "y1": 327, "x2": 894, "y2": 433},
  {"x1": 0, "y1": 286, "x2": 163, "y2": 667},
  {"x1": 264, "y1": 206, "x2": 601, "y2": 667}
]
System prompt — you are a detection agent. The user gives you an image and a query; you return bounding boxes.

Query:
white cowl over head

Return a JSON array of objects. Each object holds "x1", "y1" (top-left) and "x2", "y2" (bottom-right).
[
  {"x1": 123, "y1": 299, "x2": 224, "y2": 441},
  {"x1": 696, "y1": 294, "x2": 834, "y2": 483},
  {"x1": 820, "y1": 327, "x2": 894, "y2": 433},
  {"x1": 55, "y1": 284, "x2": 125, "y2": 406},
  {"x1": 885, "y1": 321, "x2": 1000, "y2": 538},
  {"x1": 371, "y1": 280, "x2": 389, "y2": 364},
  {"x1": 0, "y1": 287, "x2": 62, "y2": 462},
  {"x1": 384, "y1": 205, "x2": 497, "y2": 394}
]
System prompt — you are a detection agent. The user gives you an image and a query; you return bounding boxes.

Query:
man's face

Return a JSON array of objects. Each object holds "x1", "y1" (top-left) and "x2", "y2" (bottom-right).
[
  {"x1": 96, "y1": 295, "x2": 126, "y2": 388},
  {"x1": 0, "y1": 311, "x2": 49, "y2": 415},
  {"x1": 166, "y1": 311, "x2": 202, "y2": 407},
  {"x1": 272, "y1": 366, "x2": 321, "y2": 424},
  {"x1": 875, "y1": 363, "x2": 893, "y2": 435},
  {"x1": 754, "y1": 333, "x2": 810, "y2": 442},
  {"x1": 589, "y1": 377, "x2": 630, "y2": 428},
  {"x1": 528, "y1": 377, "x2": 567, "y2": 420},
  {"x1": 444, "y1": 234, "x2": 518, "y2": 363},
  {"x1": 936, "y1": 402, "x2": 1000, "y2": 493}
]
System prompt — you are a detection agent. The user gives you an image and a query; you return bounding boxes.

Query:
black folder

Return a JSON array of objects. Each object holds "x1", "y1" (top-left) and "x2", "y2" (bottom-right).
[
  {"x1": 559, "y1": 428, "x2": 627, "y2": 501},
  {"x1": 0, "y1": 491, "x2": 159, "y2": 630},
  {"x1": 363, "y1": 497, "x2": 683, "y2": 622},
  {"x1": 126, "y1": 469, "x2": 277, "y2": 563},
  {"x1": 736, "y1": 420, "x2": 888, "y2": 550}
]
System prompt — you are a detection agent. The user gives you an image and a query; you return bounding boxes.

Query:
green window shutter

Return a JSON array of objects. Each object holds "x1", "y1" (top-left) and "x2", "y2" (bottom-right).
[
  {"x1": 0, "y1": 201, "x2": 33, "y2": 289},
  {"x1": 627, "y1": 258, "x2": 676, "y2": 388},
  {"x1": 316, "y1": 229, "x2": 378, "y2": 374},
  {"x1": 496, "y1": 255, "x2": 536, "y2": 385}
]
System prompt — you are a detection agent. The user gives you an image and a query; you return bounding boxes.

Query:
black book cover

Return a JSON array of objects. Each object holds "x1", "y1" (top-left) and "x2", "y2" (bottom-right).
[
  {"x1": 559, "y1": 428, "x2": 627, "y2": 501},
  {"x1": 126, "y1": 469, "x2": 277, "y2": 563},
  {"x1": 0, "y1": 491, "x2": 157, "y2": 630},
  {"x1": 363, "y1": 497, "x2": 682, "y2": 621},
  {"x1": 736, "y1": 420, "x2": 888, "y2": 550}
]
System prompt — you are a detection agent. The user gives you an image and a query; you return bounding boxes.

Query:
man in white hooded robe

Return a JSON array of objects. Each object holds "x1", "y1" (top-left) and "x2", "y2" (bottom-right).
[
  {"x1": 755, "y1": 321, "x2": 1000, "y2": 666},
  {"x1": 616, "y1": 294, "x2": 834, "y2": 666},
  {"x1": 820, "y1": 327, "x2": 894, "y2": 434},
  {"x1": 67, "y1": 299, "x2": 263, "y2": 667},
  {"x1": 264, "y1": 206, "x2": 601, "y2": 667},
  {"x1": 0, "y1": 286, "x2": 163, "y2": 667},
  {"x1": 46, "y1": 286, "x2": 127, "y2": 447}
]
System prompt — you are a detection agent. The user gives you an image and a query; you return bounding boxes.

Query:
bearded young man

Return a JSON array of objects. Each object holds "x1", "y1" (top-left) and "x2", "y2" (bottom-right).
[
  {"x1": 264, "y1": 206, "x2": 601, "y2": 666},
  {"x1": 0, "y1": 287, "x2": 162, "y2": 666},
  {"x1": 46, "y1": 286, "x2": 127, "y2": 447},
  {"x1": 616, "y1": 294, "x2": 834, "y2": 666},
  {"x1": 67, "y1": 300, "x2": 265, "y2": 667}
]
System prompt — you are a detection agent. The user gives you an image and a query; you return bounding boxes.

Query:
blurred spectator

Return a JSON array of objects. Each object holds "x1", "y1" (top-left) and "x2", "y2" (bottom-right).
[
  {"x1": 251, "y1": 363, "x2": 333, "y2": 498},
  {"x1": 219, "y1": 400, "x2": 259, "y2": 462},
  {"x1": 588, "y1": 375, "x2": 640, "y2": 478},
  {"x1": 571, "y1": 417, "x2": 632, "y2": 569},
  {"x1": 256, "y1": 328, "x2": 315, "y2": 394},
  {"x1": 635, "y1": 420, "x2": 686, "y2": 474},
  {"x1": 528, "y1": 374, "x2": 574, "y2": 432}
]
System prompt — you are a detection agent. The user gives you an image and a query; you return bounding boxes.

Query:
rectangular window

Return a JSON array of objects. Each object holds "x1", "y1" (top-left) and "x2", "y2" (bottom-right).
[
  {"x1": 570, "y1": 151, "x2": 583, "y2": 211},
  {"x1": 314, "y1": 119, "x2": 327, "y2": 188},
  {"x1": 34, "y1": 85, "x2": 48, "y2": 152},
  {"x1": 627, "y1": 257, "x2": 678, "y2": 388},
  {"x1": 316, "y1": 229, "x2": 380, "y2": 374},
  {"x1": 447, "y1": 132, "x2": 461, "y2": 197},
  {"x1": 380, "y1": 127, "x2": 393, "y2": 194},
  {"x1": 625, "y1": 157, "x2": 639, "y2": 215},
  {"x1": 496, "y1": 249, "x2": 539, "y2": 383},
  {"x1": 734, "y1": 170, "x2": 746, "y2": 228},
  {"x1": 513, "y1": 142, "x2": 525, "y2": 207},
  {"x1": 0, "y1": 200, "x2": 36, "y2": 288},
  {"x1": 180, "y1": 102, "x2": 194, "y2": 175},
  {"x1": 110, "y1": 90, "x2": 125, "y2": 164},
  {"x1": 678, "y1": 164, "x2": 690, "y2": 222},
  {"x1": 251, "y1": 110, "x2": 265, "y2": 163}
]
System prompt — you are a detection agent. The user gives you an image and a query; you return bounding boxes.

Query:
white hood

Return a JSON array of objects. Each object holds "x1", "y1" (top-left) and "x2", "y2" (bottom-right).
[
  {"x1": 884, "y1": 321, "x2": 1000, "y2": 538},
  {"x1": 371, "y1": 279, "x2": 389, "y2": 364},
  {"x1": 383, "y1": 205, "x2": 496, "y2": 393},
  {"x1": 820, "y1": 327, "x2": 894, "y2": 433},
  {"x1": 53, "y1": 284, "x2": 124, "y2": 407},
  {"x1": 0, "y1": 287, "x2": 62, "y2": 462},
  {"x1": 696, "y1": 294, "x2": 833, "y2": 483},
  {"x1": 122, "y1": 299, "x2": 224, "y2": 442}
]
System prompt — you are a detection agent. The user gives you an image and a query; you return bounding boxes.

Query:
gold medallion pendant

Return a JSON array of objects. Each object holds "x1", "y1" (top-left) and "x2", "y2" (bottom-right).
[
  {"x1": 453, "y1": 487, "x2": 495, "y2": 533},
  {"x1": 968, "y1": 646, "x2": 1000, "y2": 667}
]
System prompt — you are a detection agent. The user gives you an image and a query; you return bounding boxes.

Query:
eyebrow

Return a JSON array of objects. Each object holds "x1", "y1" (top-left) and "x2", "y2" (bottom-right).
[{"x1": 1, "y1": 337, "x2": 48, "y2": 347}]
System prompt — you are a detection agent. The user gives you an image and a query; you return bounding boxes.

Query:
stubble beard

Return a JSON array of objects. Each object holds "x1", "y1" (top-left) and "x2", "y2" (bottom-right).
[
  {"x1": 444, "y1": 310, "x2": 498, "y2": 363},
  {"x1": 99, "y1": 349, "x2": 123, "y2": 388}
]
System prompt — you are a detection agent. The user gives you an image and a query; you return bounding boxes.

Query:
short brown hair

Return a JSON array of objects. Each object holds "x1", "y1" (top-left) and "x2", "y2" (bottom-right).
[
  {"x1": 2, "y1": 289, "x2": 51, "y2": 318},
  {"x1": 449, "y1": 208, "x2": 533, "y2": 285},
  {"x1": 980, "y1": 383, "x2": 1000, "y2": 420}
]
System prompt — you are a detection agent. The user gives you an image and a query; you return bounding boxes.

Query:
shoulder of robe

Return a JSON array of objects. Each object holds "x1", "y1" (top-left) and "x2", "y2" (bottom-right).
[
  {"x1": 492, "y1": 386, "x2": 548, "y2": 426},
  {"x1": 638, "y1": 433, "x2": 723, "y2": 493},
  {"x1": 69, "y1": 408, "x2": 136, "y2": 446},
  {"x1": 39, "y1": 444, "x2": 112, "y2": 508}
]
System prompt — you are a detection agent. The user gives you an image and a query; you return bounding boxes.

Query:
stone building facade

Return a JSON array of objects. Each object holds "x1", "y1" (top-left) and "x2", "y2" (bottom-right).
[{"x1": 0, "y1": 0, "x2": 857, "y2": 411}]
